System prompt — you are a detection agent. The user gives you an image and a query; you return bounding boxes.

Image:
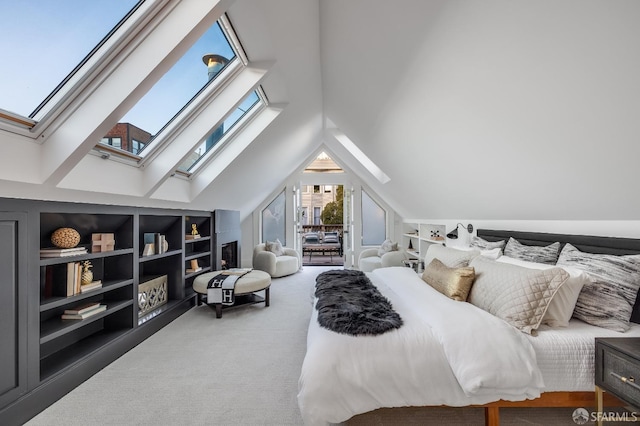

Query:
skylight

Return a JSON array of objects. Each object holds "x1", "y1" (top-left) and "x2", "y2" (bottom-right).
[
  {"x1": 304, "y1": 151, "x2": 344, "y2": 173},
  {"x1": 0, "y1": 0, "x2": 142, "y2": 122},
  {"x1": 329, "y1": 128, "x2": 390, "y2": 184},
  {"x1": 100, "y1": 17, "x2": 239, "y2": 157},
  {"x1": 178, "y1": 88, "x2": 265, "y2": 173}
]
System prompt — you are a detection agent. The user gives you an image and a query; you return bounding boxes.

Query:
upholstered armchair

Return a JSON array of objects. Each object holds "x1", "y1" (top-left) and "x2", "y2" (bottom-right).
[
  {"x1": 253, "y1": 242, "x2": 300, "y2": 278},
  {"x1": 358, "y1": 242, "x2": 408, "y2": 272}
]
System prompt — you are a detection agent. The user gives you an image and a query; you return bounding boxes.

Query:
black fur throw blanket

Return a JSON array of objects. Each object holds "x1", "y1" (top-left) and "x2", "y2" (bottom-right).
[{"x1": 314, "y1": 269, "x2": 403, "y2": 336}]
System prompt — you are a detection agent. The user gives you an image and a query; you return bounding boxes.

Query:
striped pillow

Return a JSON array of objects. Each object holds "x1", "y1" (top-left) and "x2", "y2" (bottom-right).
[
  {"x1": 504, "y1": 237, "x2": 560, "y2": 264},
  {"x1": 556, "y1": 243, "x2": 640, "y2": 332},
  {"x1": 470, "y1": 236, "x2": 506, "y2": 251}
]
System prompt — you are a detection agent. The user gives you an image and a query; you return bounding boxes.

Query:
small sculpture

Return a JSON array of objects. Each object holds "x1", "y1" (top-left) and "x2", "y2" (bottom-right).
[
  {"x1": 81, "y1": 261, "x2": 93, "y2": 285},
  {"x1": 191, "y1": 224, "x2": 199, "y2": 236}
]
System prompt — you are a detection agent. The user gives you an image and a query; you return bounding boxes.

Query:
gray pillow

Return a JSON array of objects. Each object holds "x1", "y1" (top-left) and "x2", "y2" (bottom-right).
[
  {"x1": 265, "y1": 239, "x2": 285, "y2": 256},
  {"x1": 470, "y1": 236, "x2": 506, "y2": 251},
  {"x1": 468, "y1": 256, "x2": 569, "y2": 334},
  {"x1": 556, "y1": 243, "x2": 640, "y2": 332},
  {"x1": 504, "y1": 237, "x2": 560, "y2": 264},
  {"x1": 424, "y1": 244, "x2": 480, "y2": 268},
  {"x1": 378, "y1": 239, "x2": 399, "y2": 257}
]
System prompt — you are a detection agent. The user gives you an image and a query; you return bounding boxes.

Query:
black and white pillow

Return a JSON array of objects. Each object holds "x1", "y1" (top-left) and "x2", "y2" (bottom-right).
[
  {"x1": 556, "y1": 243, "x2": 640, "y2": 332},
  {"x1": 470, "y1": 236, "x2": 506, "y2": 251},
  {"x1": 504, "y1": 237, "x2": 560, "y2": 264}
]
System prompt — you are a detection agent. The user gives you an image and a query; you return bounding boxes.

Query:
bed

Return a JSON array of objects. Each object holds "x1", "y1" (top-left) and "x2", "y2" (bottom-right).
[{"x1": 297, "y1": 229, "x2": 640, "y2": 425}]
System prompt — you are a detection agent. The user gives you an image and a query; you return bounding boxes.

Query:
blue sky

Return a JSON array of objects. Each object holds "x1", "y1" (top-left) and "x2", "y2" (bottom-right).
[{"x1": 0, "y1": 0, "x2": 235, "y2": 135}]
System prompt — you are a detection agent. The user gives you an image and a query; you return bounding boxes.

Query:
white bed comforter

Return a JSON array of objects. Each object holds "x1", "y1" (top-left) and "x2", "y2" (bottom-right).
[{"x1": 297, "y1": 267, "x2": 544, "y2": 425}]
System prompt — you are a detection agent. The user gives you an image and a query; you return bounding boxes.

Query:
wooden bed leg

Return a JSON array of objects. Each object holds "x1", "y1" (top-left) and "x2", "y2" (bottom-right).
[
  {"x1": 485, "y1": 406, "x2": 500, "y2": 426},
  {"x1": 595, "y1": 386, "x2": 604, "y2": 426}
]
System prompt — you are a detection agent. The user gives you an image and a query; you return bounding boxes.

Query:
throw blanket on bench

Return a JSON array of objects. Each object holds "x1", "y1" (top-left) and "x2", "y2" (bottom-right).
[
  {"x1": 207, "y1": 270, "x2": 251, "y2": 305},
  {"x1": 314, "y1": 269, "x2": 403, "y2": 336}
]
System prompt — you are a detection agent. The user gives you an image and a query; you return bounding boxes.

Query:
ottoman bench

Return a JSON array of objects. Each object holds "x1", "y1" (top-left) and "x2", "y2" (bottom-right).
[{"x1": 193, "y1": 269, "x2": 271, "y2": 318}]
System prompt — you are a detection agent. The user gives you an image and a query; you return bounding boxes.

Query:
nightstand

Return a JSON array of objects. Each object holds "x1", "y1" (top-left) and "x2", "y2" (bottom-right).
[{"x1": 595, "y1": 337, "x2": 640, "y2": 426}]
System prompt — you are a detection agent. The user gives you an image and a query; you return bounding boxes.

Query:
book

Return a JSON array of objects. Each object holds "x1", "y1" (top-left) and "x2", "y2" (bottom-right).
[
  {"x1": 66, "y1": 262, "x2": 76, "y2": 297},
  {"x1": 40, "y1": 247, "x2": 87, "y2": 257},
  {"x1": 185, "y1": 234, "x2": 201, "y2": 240},
  {"x1": 64, "y1": 302, "x2": 100, "y2": 315},
  {"x1": 61, "y1": 304, "x2": 107, "y2": 320},
  {"x1": 186, "y1": 267, "x2": 202, "y2": 273},
  {"x1": 80, "y1": 280, "x2": 102, "y2": 293},
  {"x1": 221, "y1": 268, "x2": 252, "y2": 276}
]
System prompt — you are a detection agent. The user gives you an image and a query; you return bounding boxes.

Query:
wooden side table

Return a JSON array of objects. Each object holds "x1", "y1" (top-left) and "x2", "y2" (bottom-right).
[{"x1": 595, "y1": 337, "x2": 640, "y2": 426}]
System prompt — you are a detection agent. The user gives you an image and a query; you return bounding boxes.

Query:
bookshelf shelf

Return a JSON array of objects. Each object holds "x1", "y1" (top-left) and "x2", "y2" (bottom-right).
[
  {"x1": 40, "y1": 278, "x2": 134, "y2": 312},
  {"x1": 40, "y1": 300, "x2": 133, "y2": 344}
]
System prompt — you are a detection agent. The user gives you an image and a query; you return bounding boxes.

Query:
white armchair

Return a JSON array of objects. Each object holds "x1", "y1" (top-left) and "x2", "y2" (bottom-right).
[
  {"x1": 253, "y1": 243, "x2": 300, "y2": 278},
  {"x1": 358, "y1": 246, "x2": 408, "y2": 272}
]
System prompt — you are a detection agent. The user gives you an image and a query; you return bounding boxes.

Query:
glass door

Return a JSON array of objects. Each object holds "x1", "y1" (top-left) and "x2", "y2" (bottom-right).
[{"x1": 342, "y1": 185, "x2": 354, "y2": 268}]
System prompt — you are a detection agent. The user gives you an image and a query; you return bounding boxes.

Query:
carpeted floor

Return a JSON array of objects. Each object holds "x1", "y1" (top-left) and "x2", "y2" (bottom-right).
[{"x1": 26, "y1": 266, "x2": 632, "y2": 426}]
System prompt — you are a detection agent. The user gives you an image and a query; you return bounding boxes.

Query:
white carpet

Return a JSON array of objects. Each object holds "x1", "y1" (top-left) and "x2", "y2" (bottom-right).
[{"x1": 26, "y1": 266, "x2": 627, "y2": 425}]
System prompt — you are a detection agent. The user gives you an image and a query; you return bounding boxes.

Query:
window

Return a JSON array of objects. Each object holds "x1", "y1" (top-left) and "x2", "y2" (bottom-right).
[
  {"x1": 313, "y1": 185, "x2": 320, "y2": 194},
  {"x1": 99, "y1": 15, "x2": 240, "y2": 157},
  {"x1": 177, "y1": 89, "x2": 263, "y2": 173},
  {"x1": 262, "y1": 190, "x2": 286, "y2": 245},
  {"x1": 0, "y1": 1, "x2": 142, "y2": 122},
  {"x1": 361, "y1": 190, "x2": 386, "y2": 245},
  {"x1": 301, "y1": 207, "x2": 308, "y2": 225},
  {"x1": 101, "y1": 137, "x2": 122, "y2": 149},
  {"x1": 313, "y1": 207, "x2": 321, "y2": 225}
]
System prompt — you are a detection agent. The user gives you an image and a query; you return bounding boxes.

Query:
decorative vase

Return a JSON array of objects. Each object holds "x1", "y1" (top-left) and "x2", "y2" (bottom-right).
[{"x1": 51, "y1": 227, "x2": 81, "y2": 248}]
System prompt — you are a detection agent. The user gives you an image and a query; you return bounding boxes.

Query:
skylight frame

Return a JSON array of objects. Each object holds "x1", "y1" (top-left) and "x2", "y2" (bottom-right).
[
  {"x1": 0, "y1": 0, "x2": 172, "y2": 138},
  {"x1": 94, "y1": 13, "x2": 250, "y2": 166},
  {"x1": 181, "y1": 86, "x2": 269, "y2": 177}
]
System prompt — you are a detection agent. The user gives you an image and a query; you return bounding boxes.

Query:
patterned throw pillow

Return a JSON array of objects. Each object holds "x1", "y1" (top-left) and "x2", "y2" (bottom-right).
[
  {"x1": 504, "y1": 237, "x2": 560, "y2": 264},
  {"x1": 468, "y1": 256, "x2": 569, "y2": 334},
  {"x1": 497, "y1": 256, "x2": 591, "y2": 327},
  {"x1": 422, "y1": 258, "x2": 476, "y2": 301},
  {"x1": 378, "y1": 239, "x2": 399, "y2": 257},
  {"x1": 470, "y1": 236, "x2": 506, "y2": 251},
  {"x1": 424, "y1": 244, "x2": 480, "y2": 268},
  {"x1": 265, "y1": 239, "x2": 285, "y2": 256},
  {"x1": 556, "y1": 243, "x2": 640, "y2": 332}
]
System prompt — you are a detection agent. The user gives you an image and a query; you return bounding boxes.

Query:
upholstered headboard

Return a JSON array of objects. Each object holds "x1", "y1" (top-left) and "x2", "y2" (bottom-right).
[{"x1": 477, "y1": 229, "x2": 640, "y2": 323}]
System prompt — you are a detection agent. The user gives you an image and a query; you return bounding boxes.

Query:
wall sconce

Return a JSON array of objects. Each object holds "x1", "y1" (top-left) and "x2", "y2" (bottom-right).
[{"x1": 446, "y1": 223, "x2": 473, "y2": 239}]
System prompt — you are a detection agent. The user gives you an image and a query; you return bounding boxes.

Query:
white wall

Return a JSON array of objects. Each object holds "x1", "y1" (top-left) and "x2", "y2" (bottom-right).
[{"x1": 322, "y1": 0, "x2": 640, "y2": 226}]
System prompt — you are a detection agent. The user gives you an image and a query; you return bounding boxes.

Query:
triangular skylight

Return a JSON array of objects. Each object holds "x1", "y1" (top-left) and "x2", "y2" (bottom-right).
[{"x1": 304, "y1": 151, "x2": 344, "y2": 173}]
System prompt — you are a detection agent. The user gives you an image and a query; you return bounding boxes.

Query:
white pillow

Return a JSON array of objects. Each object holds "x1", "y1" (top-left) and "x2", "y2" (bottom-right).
[
  {"x1": 496, "y1": 256, "x2": 591, "y2": 327},
  {"x1": 456, "y1": 245, "x2": 502, "y2": 260},
  {"x1": 378, "y1": 239, "x2": 399, "y2": 257},
  {"x1": 265, "y1": 239, "x2": 285, "y2": 256},
  {"x1": 424, "y1": 244, "x2": 480, "y2": 268}
]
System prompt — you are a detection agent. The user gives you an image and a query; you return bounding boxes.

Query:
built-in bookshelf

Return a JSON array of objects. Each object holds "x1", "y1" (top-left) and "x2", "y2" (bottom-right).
[
  {"x1": 402, "y1": 222, "x2": 446, "y2": 260},
  {"x1": 38, "y1": 211, "x2": 135, "y2": 381},
  {"x1": 183, "y1": 215, "x2": 212, "y2": 299},
  {"x1": 138, "y1": 213, "x2": 184, "y2": 325},
  {"x1": 0, "y1": 198, "x2": 220, "y2": 426}
]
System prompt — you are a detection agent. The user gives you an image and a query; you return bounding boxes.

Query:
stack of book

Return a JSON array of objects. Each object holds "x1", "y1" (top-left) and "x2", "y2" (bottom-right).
[
  {"x1": 40, "y1": 247, "x2": 88, "y2": 258},
  {"x1": 81, "y1": 280, "x2": 102, "y2": 293},
  {"x1": 61, "y1": 302, "x2": 107, "y2": 320}
]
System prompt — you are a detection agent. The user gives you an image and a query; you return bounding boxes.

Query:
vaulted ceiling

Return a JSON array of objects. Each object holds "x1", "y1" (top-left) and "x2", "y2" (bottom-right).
[{"x1": 1, "y1": 0, "x2": 639, "y2": 222}]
